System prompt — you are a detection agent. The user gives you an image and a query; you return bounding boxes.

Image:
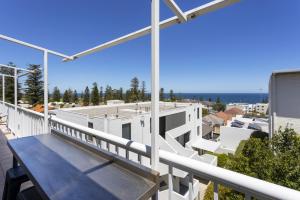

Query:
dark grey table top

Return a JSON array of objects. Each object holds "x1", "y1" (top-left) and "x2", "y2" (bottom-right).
[{"x1": 8, "y1": 133, "x2": 159, "y2": 200}]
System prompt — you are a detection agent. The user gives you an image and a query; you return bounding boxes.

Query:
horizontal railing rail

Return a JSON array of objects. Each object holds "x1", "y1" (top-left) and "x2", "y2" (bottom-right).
[
  {"x1": 1, "y1": 101, "x2": 300, "y2": 200},
  {"x1": 49, "y1": 115, "x2": 300, "y2": 200}
]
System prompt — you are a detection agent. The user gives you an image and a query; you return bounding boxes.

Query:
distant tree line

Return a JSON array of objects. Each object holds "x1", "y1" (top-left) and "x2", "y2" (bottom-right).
[
  {"x1": 50, "y1": 77, "x2": 178, "y2": 106},
  {"x1": 48, "y1": 77, "x2": 178, "y2": 106},
  {"x1": 0, "y1": 63, "x2": 178, "y2": 106}
]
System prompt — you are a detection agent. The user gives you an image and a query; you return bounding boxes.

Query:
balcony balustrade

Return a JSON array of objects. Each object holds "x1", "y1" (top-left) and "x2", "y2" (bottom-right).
[{"x1": 1, "y1": 101, "x2": 300, "y2": 200}]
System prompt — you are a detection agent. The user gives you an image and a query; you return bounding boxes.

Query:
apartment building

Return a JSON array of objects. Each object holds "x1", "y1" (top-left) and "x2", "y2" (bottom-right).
[
  {"x1": 269, "y1": 69, "x2": 300, "y2": 137},
  {"x1": 227, "y1": 102, "x2": 268, "y2": 115},
  {"x1": 52, "y1": 101, "x2": 215, "y2": 199},
  {"x1": 255, "y1": 103, "x2": 268, "y2": 115}
]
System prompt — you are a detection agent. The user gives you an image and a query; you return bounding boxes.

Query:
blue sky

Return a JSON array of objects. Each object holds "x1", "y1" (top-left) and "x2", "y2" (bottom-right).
[{"x1": 0, "y1": 0, "x2": 299, "y2": 93}]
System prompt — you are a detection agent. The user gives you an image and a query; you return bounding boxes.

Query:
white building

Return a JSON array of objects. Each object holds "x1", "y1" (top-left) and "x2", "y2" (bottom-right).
[
  {"x1": 227, "y1": 102, "x2": 268, "y2": 115},
  {"x1": 227, "y1": 103, "x2": 255, "y2": 113},
  {"x1": 255, "y1": 103, "x2": 268, "y2": 115},
  {"x1": 52, "y1": 101, "x2": 217, "y2": 199},
  {"x1": 269, "y1": 69, "x2": 300, "y2": 137}
]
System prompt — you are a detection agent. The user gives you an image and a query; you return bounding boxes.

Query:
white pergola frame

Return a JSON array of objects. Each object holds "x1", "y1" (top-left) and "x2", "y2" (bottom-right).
[
  {"x1": 63, "y1": 0, "x2": 239, "y2": 171},
  {"x1": 0, "y1": 0, "x2": 239, "y2": 176},
  {"x1": 0, "y1": 64, "x2": 35, "y2": 108},
  {"x1": 0, "y1": 34, "x2": 72, "y2": 134}
]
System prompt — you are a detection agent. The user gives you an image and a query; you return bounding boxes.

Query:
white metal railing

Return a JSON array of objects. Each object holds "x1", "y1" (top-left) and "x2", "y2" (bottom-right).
[
  {"x1": 0, "y1": 101, "x2": 45, "y2": 137},
  {"x1": 1, "y1": 102, "x2": 300, "y2": 200}
]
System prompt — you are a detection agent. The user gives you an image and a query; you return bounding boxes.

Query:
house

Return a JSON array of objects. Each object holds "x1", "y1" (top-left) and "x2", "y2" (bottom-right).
[
  {"x1": 269, "y1": 69, "x2": 300, "y2": 136},
  {"x1": 224, "y1": 107, "x2": 244, "y2": 117},
  {"x1": 203, "y1": 114, "x2": 224, "y2": 134},
  {"x1": 215, "y1": 111, "x2": 233, "y2": 125},
  {"x1": 202, "y1": 121, "x2": 213, "y2": 140}
]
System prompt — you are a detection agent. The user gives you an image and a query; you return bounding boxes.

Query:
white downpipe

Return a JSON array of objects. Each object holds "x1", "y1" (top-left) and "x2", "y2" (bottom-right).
[
  {"x1": 44, "y1": 51, "x2": 49, "y2": 133},
  {"x1": 151, "y1": 0, "x2": 160, "y2": 171}
]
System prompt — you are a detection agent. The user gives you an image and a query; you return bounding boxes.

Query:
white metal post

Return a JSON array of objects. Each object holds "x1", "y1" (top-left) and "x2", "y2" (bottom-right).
[
  {"x1": 2, "y1": 75, "x2": 4, "y2": 103},
  {"x1": 14, "y1": 68, "x2": 17, "y2": 110},
  {"x1": 44, "y1": 51, "x2": 49, "y2": 133},
  {"x1": 151, "y1": 0, "x2": 160, "y2": 170}
]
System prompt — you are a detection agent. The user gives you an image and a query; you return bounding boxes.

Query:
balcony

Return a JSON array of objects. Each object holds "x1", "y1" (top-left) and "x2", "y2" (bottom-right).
[{"x1": 1, "y1": 102, "x2": 300, "y2": 200}]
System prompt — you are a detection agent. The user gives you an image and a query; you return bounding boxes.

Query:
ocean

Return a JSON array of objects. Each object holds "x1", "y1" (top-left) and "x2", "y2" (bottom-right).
[{"x1": 172, "y1": 93, "x2": 268, "y2": 104}]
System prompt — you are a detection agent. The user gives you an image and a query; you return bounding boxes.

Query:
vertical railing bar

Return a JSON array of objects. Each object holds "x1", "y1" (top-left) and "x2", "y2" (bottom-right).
[
  {"x1": 138, "y1": 154, "x2": 142, "y2": 164},
  {"x1": 107, "y1": 142, "x2": 110, "y2": 152},
  {"x1": 188, "y1": 172, "x2": 193, "y2": 200},
  {"x1": 126, "y1": 149, "x2": 129, "y2": 160},
  {"x1": 245, "y1": 193, "x2": 251, "y2": 200},
  {"x1": 168, "y1": 165, "x2": 173, "y2": 200},
  {"x1": 213, "y1": 181, "x2": 218, "y2": 200},
  {"x1": 115, "y1": 145, "x2": 119, "y2": 155}
]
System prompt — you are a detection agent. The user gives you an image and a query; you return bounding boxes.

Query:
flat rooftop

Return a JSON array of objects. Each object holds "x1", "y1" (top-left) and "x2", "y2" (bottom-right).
[{"x1": 59, "y1": 102, "x2": 193, "y2": 119}]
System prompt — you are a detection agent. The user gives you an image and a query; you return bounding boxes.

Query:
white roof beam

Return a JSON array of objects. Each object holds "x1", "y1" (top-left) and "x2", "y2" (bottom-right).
[
  {"x1": 0, "y1": 64, "x2": 34, "y2": 73},
  {"x1": 65, "y1": 0, "x2": 239, "y2": 61},
  {"x1": 0, "y1": 34, "x2": 73, "y2": 60},
  {"x1": 0, "y1": 73, "x2": 14, "y2": 78},
  {"x1": 164, "y1": 0, "x2": 187, "y2": 22}
]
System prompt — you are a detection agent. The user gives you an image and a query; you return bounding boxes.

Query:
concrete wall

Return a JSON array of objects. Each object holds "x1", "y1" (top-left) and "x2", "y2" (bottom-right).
[{"x1": 269, "y1": 72, "x2": 300, "y2": 135}]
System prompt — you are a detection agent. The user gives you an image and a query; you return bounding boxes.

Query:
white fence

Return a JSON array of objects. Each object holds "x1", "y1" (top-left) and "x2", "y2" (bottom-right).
[{"x1": 0, "y1": 102, "x2": 300, "y2": 200}]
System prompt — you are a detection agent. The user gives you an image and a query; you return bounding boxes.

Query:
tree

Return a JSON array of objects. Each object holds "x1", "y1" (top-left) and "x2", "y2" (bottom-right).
[
  {"x1": 160, "y1": 88, "x2": 164, "y2": 101},
  {"x1": 169, "y1": 89, "x2": 176, "y2": 102},
  {"x1": 202, "y1": 108, "x2": 209, "y2": 117},
  {"x1": 104, "y1": 85, "x2": 113, "y2": 102},
  {"x1": 24, "y1": 64, "x2": 44, "y2": 105},
  {"x1": 63, "y1": 89, "x2": 72, "y2": 103},
  {"x1": 83, "y1": 86, "x2": 90, "y2": 106},
  {"x1": 140, "y1": 81, "x2": 146, "y2": 101},
  {"x1": 99, "y1": 86, "x2": 103, "y2": 103},
  {"x1": 204, "y1": 128, "x2": 300, "y2": 199},
  {"x1": 130, "y1": 77, "x2": 139, "y2": 102},
  {"x1": 125, "y1": 89, "x2": 131, "y2": 103},
  {"x1": 213, "y1": 103, "x2": 226, "y2": 112},
  {"x1": 73, "y1": 90, "x2": 79, "y2": 103},
  {"x1": 213, "y1": 97, "x2": 226, "y2": 112},
  {"x1": 91, "y1": 82, "x2": 100, "y2": 105},
  {"x1": 52, "y1": 87, "x2": 61, "y2": 102},
  {"x1": 118, "y1": 87, "x2": 123, "y2": 100}
]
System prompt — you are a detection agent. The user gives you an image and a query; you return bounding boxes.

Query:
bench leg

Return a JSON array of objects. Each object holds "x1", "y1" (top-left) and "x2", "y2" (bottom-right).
[
  {"x1": 2, "y1": 174, "x2": 22, "y2": 200},
  {"x1": 13, "y1": 157, "x2": 18, "y2": 168}
]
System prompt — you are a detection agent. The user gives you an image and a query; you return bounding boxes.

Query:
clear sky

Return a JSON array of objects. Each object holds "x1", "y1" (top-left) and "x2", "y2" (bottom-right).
[{"x1": 0, "y1": 0, "x2": 299, "y2": 93}]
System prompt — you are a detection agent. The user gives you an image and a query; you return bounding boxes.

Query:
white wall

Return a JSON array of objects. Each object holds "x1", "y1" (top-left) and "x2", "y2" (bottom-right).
[{"x1": 269, "y1": 72, "x2": 300, "y2": 135}]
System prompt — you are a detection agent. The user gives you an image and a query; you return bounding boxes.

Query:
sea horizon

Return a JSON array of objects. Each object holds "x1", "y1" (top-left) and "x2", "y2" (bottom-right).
[{"x1": 170, "y1": 93, "x2": 268, "y2": 104}]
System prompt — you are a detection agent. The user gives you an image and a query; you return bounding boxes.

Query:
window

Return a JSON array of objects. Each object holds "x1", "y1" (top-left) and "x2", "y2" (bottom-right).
[
  {"x1": 197, "y1": 108, "x2": 200, "y2": 119},
  {"x1": 122, "y1": 123, "x2": 131, "y2": 140},
  {"x1": 189, "y1": 114, "x2": 191, "y2": 122},
  {"x1": 197, "y1": 126, "x2": 200, "y2": 136},
  {"x1": 88, "y1": 122, "x2": 93, "y2": 129}
]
